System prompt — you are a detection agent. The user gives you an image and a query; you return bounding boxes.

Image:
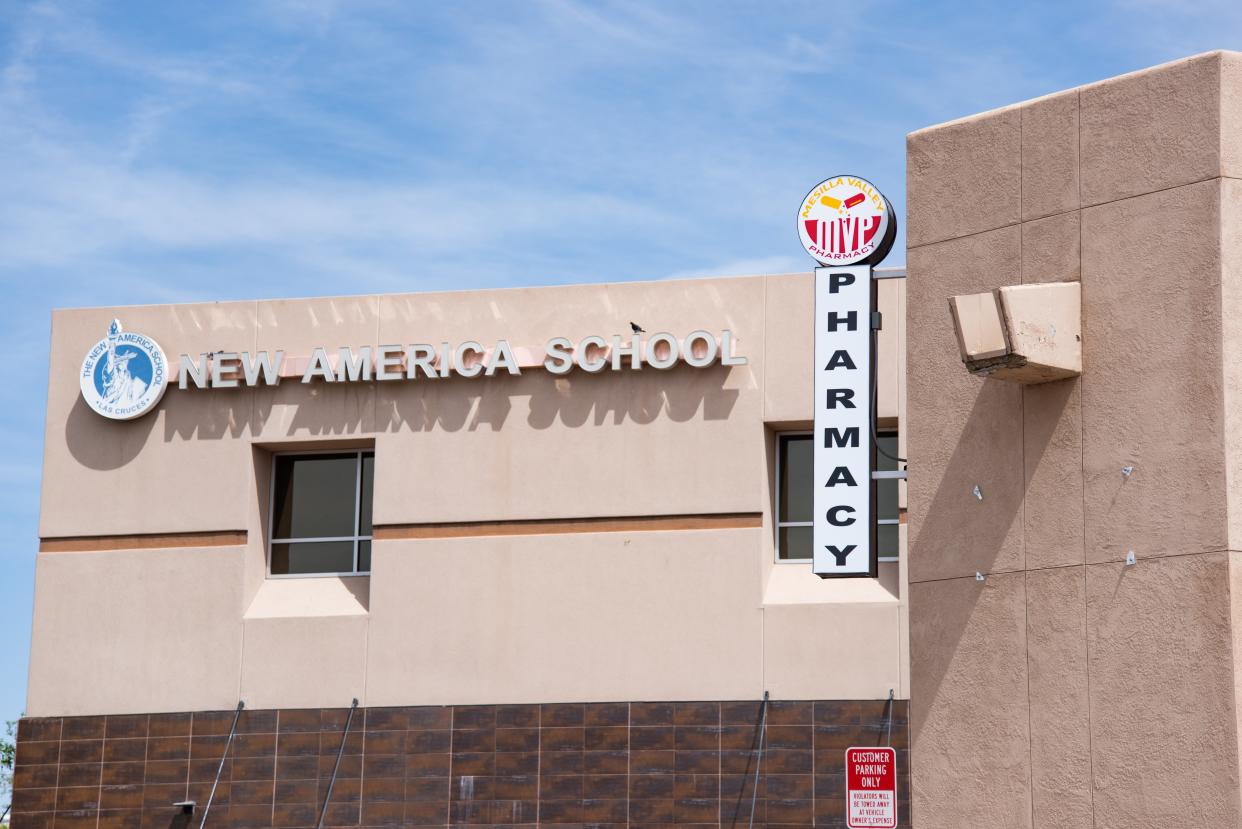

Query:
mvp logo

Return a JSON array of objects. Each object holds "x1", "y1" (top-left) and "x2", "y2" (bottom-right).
[
  {"x1": 803, "y1": 211, "x2": 883, "y2": 257},
  {"x1": 797, "y1": 175, "x2": 896, "y2": 268}
]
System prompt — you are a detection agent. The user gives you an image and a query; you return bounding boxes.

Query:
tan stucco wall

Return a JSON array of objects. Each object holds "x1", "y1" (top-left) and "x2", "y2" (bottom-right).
[
  {"x1": 907, "y1": 50, "x2": 1242, "y2": 828},
  {"x1": 29, "y1": 271, "x2": 908, "y2": 716},
  {"x1": 27, "y1": 546, "x2": 247, "y2": 715}
]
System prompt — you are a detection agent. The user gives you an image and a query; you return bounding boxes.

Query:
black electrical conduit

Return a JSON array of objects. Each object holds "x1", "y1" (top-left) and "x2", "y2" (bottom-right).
[
  {"x1": 317, "y1": 698, "x2": 359, "y2": 829},
  {"x1": 199, "y1": 700, "x2": 244, "y2": 829},
  {"x1": 870, "y1": 313, "x2": 906, "y2": 466}
]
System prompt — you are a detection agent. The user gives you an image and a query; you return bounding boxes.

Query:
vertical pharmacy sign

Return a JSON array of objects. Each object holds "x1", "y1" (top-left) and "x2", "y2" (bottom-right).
[{"x1": 798, "y1": 176, "x2": 897, "y2": 577}]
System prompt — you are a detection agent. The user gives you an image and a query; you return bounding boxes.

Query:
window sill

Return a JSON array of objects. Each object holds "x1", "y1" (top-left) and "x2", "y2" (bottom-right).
[
  {"x1": 244, "y1": 574, "x2": 370, "y2": 619},
  {"x1": 763, "y1": 560, "x2": 901, "y2": 605}
]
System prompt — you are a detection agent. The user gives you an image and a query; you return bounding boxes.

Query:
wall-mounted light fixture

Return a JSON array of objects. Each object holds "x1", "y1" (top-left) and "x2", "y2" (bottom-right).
[{"x1": 948, "y1": 282, "x2": 1081, "y2": 384}]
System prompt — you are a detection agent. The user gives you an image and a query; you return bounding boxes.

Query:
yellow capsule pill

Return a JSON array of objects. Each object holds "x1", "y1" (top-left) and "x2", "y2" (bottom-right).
[{"x1": 820, "y1": 196, "x2": 842, "y2": 209}]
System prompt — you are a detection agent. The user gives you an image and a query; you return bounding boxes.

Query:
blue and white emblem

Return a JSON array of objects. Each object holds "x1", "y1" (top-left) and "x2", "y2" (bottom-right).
[{"x1": 79, "y1": 319, "x2": 168, "y2": 420}]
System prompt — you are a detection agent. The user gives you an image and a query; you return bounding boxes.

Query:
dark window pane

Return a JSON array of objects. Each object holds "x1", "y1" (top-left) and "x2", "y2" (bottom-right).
[
  {"x1": 776, "y1": 430, "x2": 900, "y2": 566},
  {"x1": 878, "y1": 480, "x2": 899, "y2": 521},
  {"x1": 778, "y1": 525, "x2": 812, "y2": 560},
  {"x1": 878, "y1": 523, "x2": 899, "y2": 558},
  {"x1": 272, "y1": 454, "x2": 358, "y2": 539},
  {"x1": 779, "y1": 435, "x2": 813, "y2": 522},
  {"x1": 877, "y1": 433, "x2": 899, "y2": 471},
  {"x1": 271, "y1": 541, "x2": 355, "y2": 575},
  {"x1": 358, "y1": 453, "x2": 374, "y2": 536},
  {"x1": 357, "y1": 540, "x2": 371, "y2": 573},
  {"x1": 877, "y1": 433, "x2": 900, "y2": 520}
]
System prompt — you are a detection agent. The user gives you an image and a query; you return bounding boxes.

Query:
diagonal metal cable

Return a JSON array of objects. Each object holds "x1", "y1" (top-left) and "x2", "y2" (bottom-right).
[
  {"x1": 317, "y1": 699, "x2": 359, "y2": 829},
  {"x1": 886, "y1": 688, "x2": 894, "y2": 746},
  {"x1": 199, "y1": 700, "x2": 244, "y2": 829},
  {"x1": 748, "y1": 691, "x2": 770, "y2": 829}
]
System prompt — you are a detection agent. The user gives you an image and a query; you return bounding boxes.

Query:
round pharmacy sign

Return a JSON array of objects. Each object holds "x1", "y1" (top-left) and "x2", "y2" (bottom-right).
[{"x1": 797, "y1": 176, "x2": 896, "y2": 267}]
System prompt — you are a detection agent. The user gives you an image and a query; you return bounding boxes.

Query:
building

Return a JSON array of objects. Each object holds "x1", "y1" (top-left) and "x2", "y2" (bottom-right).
[
  {"x1": 14, "y1": 265, "x2": 910, "y2": 829},
  {"x1": 907, "y1": 49, "x2": 1242, "y2": 829},
  {"x1": 11, "y1": 49, "x2": 1242, "y2": 829}
]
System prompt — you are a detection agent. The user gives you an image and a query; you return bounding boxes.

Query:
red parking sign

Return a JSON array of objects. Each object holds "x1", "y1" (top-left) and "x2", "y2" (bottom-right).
[{"x1": 845, "y1": 746, "x2": 897, "y2": 828}]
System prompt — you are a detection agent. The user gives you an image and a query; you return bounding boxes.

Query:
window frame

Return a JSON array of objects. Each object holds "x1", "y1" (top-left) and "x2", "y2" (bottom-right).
[
  {"x1": 267, "y1": 448, "x2": 374, "y2": 579},
  {"x1": 774, "y1": 430, "x2": 900, "y2": 565}
]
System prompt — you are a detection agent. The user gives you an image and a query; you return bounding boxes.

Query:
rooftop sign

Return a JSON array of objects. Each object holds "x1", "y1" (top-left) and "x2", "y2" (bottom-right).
[
  {"x1": 78, "y1": 326, "x2": 748, "y2": 417},
  {"x1": 177, "y1": 331, "x2": 746, "y2": 388}
]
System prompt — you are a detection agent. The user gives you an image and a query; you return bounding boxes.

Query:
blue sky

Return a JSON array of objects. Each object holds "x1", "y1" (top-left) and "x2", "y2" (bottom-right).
[{"x1": 0, "y1": 0, "x2": 1239, "y2": 733}]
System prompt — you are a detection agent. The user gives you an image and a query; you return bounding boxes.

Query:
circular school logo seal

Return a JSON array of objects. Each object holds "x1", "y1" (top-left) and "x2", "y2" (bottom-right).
[
  {"x1": 79, "y1": 319, "x2": 169, "y2": 420},
  {"x1": 797, "y1": 176, "x2": 897, "y2": 267}
]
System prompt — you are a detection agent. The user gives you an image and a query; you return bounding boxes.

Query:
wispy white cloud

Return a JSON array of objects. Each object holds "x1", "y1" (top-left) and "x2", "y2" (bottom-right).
[
  {"x1": 0, "y1": 147, "x2": 692, "y2": 271},
  {"x1": 0, "y1": 5, "x2": 849, "y2": 296},
  {"x1": 1, "y1": 0, "x2": 56, "y2": 98},
  {"x1": 661, "y1": 255, "x2": 805, "y2": 282}
]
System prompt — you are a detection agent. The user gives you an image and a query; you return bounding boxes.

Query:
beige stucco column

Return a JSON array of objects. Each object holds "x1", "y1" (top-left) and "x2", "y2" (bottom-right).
[{"x1": 906, "y1": 51, "x2": 1242, "y2": 828}]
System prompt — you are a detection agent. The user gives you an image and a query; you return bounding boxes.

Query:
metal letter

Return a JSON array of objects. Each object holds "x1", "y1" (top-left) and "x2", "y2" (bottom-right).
[
  {"x1": 575, "y1": 335, "x2": 609, "y2": 373},
  {"x1": 486, "y1": 340, "x2": 520, "y2": 376},
  {"x1": 405, "y1": 344, "x2": 436, "y2": 380},
  {"x1": 544, "y1": 337, "x2": 574, "y2": 375},
  {"x1": 335, "y1": 346, "x2": 371, "y2": 383},
  {"x1": 212, "y1": 352, "x2": 239, "y2": 388},
  {"x1": 302, "y1": 347, "x2": 335, "y2": 383},
  {"x1": 610, "y1": 334, "x2": 642, "y2": 371},
  {"x1": 180, "y1": 354, "x2": 208, "y2": 390},
  {"x1": 375, "y1": 345, "x2": 405, "y2": 381},
  {"x1": 242, "y1": 351, "x2": 283, "y2": 386},
  {"x1": 683, "y1": 330, "x2": 718, "y2": 368},
  {"x1": 720, "y1": 329, "x2": 748, "y2": 366},
  {"x1": 645, "y1": 332, "x2": 680, "y2": 370},
  {"x1": 454, "y1": 342, "x2": 485, "y2": 378}
]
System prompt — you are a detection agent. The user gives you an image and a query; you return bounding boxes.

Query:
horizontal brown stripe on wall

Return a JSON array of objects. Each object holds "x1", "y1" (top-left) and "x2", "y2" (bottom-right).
[
  {"x1": 374, "y1": 512, "x2": 763, "y2": 540},
  {"x1": 39, "y1": 530, "x2": 248, "y2": 554},
  {"x1": 37, "y1": 514, "x2": 763, "y2": 552}
]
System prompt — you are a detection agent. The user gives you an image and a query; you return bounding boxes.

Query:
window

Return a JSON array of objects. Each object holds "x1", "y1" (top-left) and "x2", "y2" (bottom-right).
[
  {"x1": 269, "y1": 450, "x2": 374, "y2": 576},
  {"x1": 775, "y1": 432, "x2": 900, "y2": 562},
  {"x1": 875, "y1": 432, "x2": 900, "y2": 562}
]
